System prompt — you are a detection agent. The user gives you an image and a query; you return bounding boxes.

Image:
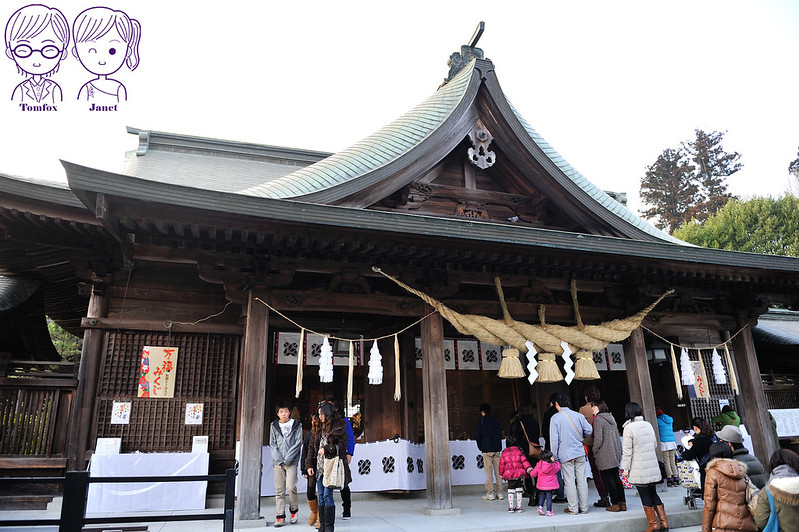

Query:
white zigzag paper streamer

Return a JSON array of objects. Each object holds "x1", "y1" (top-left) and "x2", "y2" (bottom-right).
[
  {"x1": 711, "y1": 347, "x2": 726, "y2": 384},
  {"x1": 525, "y1": 340, "x2": 538, "y2": 384},
  {"x1": 680, "y1": 347, "x2": 695, "y2": 385},
  {"x1": 561, "y1": 341, "x2": 574, "y2": 385},
  {"x1": 367, "y1": 340, "x2": 383, "y2": 385},
  {"x1": 319, "y1": 336, "x2": 334, "y2": 383}
]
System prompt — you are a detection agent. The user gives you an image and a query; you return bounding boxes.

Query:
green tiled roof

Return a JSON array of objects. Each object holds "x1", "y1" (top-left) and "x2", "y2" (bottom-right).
[{"x1": 240, "y1": 61, "x2": 478, "y2": 199}]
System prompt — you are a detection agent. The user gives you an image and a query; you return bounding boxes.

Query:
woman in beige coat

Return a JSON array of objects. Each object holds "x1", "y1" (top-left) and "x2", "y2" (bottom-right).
[
  {"x1": 701, "y1": 442, "x2": 756, "y2": 532},
  {"x1": 621, "y1": 402, "x2": 666, "y2": 532}
]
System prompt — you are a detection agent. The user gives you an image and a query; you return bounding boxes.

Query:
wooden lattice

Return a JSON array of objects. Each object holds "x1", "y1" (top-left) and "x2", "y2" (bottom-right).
[
  {"x1": 95, "y1": 331, "x2": 240, "y2": 453},
  {"x1": 0, "y1": 387, "x2": 58, "y2": 455}
]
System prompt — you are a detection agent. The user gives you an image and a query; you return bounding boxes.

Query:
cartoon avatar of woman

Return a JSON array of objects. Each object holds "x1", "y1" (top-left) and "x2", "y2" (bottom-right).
[
  {"x1": 72, "y1": 7, "x2": 140, "y2": 103},
  {"x1": 4, "y1": 4, "x2": 69, "y2": 103}
]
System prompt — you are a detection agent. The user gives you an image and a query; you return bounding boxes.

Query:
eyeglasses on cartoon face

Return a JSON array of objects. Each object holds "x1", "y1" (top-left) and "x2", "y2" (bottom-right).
[{"x1": 12, "y1": 44, "x2": 62, "y2": 59}]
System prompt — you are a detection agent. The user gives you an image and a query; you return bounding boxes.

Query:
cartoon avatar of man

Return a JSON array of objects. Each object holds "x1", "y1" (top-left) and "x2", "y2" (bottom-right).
[
  {"x1": 72, "y1": 7, "x2": 140, "y2": 102},
  {"x1": 4, "y1": 4, "x2": 69, "y2": 103}
]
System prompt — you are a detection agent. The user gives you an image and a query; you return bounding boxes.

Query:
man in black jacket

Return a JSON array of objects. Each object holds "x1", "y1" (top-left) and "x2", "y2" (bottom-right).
[
  {"x1": 476, "y1": 403, "x2": 504, "y2": 500},
  {"x1": 541, "y1": 393, "x2": 567, "y2": 503}
]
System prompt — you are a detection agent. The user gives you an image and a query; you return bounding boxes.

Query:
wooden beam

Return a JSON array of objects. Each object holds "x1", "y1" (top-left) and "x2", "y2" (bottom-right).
[
  {"x1": 730, "y1": 323, "x2": 776, "y2": 466},
  {"x1": 420, "y1": 306, "x2": 455, "y2": 511},
  {"x1": 623, "y1": 328, "x2": 661, "y2": 460},
  {"x1": 80, "y1": 317, "x2": 243, "y2": 335},
  {"x1": 236, "y1": 289, "x2": 269, "y2": 523},
  {"x1": 66, "y1": 285, "x2": 108, "y2": 471}
]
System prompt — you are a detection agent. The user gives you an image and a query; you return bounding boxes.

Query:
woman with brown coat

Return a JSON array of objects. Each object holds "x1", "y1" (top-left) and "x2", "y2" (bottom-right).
[
  {"x1": 701, "y1": 442, "x2": 756, "y2": 532},
  {"x1": 305, "y1": 402, "x2": 350, "y2": 532}
]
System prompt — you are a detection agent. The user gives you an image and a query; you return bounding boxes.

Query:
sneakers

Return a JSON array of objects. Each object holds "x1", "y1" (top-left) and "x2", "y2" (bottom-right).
[
  {"x1": 289, "y1": 510, "x2": 298, "y2": 524},
  {"x1": 482, "y1": 494, "x2": 496, "y2": 500},
  {"x1": 579, "y1": 509, "x2": 589, "y2": 514},
  {"x1": 564, "y1": 508, "x2": 577, "y2": 514},
  {"x1": 273, "y1": 516, "x2": 285, "y2": 527},
  {"x1": 546, "y1": 510, "x2": 554, "y2": 517},
  {"x1": 537, "y1": 506, "x2": 545, "y2": 516},
  {"x1": 508, "y1": 507, "x2": 515, "y2": 513},
  {"x1": 496, "y1": 493, "x2": 504, "y2": 500}
]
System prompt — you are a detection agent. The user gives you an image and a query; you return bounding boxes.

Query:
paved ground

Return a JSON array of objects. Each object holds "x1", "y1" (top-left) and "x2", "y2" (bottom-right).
[{"x1": 0, "y1": 483, "x2": 704, "y2": 531}]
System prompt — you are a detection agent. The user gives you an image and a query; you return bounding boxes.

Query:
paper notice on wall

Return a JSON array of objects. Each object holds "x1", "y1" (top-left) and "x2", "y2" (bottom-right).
[
  {"x1": 110, "y1": 401, "x2": 131, "y2": 424},
  {"x1": 137, "y1": 346, "x2": 178, "y2": 398}
]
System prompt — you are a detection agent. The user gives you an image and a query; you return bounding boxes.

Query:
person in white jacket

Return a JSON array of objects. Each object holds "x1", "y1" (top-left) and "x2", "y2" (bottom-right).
[
  {"x1": 270, "y1": 401, "x2": 303, "y2": 527},
  {"x1": 621, "y1": 402, "x2": 667, "y2": 532}
]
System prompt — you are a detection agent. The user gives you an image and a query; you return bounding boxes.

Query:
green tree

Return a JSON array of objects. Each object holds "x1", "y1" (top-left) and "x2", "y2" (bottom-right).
[
  {"x1": 47, "y1": 318, "x2": 82, "y2": 361},
  {"x1": 684, "y1": 129, "x2": 741, "y2": 221},
  {"x1": 641, "y1": 129, "x2": 741, "y2": 232},
  {"x1": 673, "y1": 195, "x2": 799, "y2": 256},
  {"x1": 640, "y1": 148, "x2": 697, "y2": 232}
]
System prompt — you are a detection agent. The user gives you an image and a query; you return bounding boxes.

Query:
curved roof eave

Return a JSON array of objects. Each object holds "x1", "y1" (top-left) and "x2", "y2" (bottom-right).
[
  {"x1": 508, "y1": 102, "x2": 687, "y2": 245},
  {"x1": 239, "y1": 60, "x2": 482, "y2": 202},
  {"x1": 478, "y1": 72, "x2": 687, "y2": 246}
]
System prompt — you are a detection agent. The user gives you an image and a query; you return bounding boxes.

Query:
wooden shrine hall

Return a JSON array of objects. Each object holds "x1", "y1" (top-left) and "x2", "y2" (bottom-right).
[{"x1": 2, "y1": 29, "x2": 799, "y2": 521}]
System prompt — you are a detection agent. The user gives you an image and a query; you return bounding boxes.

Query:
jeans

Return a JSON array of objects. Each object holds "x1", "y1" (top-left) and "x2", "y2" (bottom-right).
[
  {"x1": 316, "y1": 473, "x2": 335, "y2": 507},
  {"x1": 538, "y1": 489, "x2": 554, "y2": 512},
  {"x1": 561, "y1": 455, "x2": 588, "y2": 513}
]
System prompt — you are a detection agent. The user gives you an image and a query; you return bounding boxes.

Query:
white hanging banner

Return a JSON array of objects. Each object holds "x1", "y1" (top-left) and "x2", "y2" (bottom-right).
[
  {"x1": 680, "y1": 347, "x2": 695, "y2": 385},
  {"x1": 367, "y1": 340, "x2": 383, "y2": 385},
  {"x1": 455, "y1": 339, "x2": 480, "y2": 370},
  {"x1": 593, "y1": 348, "x2": 609, "y2": 371},
  {"x1": 318, "y1": 336, "x2": 334, "y2": 383},
  {"x1": 711, "y1": 347, "x2": 727, "y2": 384},
  {"x1": 480, "y1": 343, "x2": 502, "y2": 371},
  {"x1": 276, "y1": 332, "x2": 302, "y2": 365},
  {"x1": 413, "y1": 337, "x2": 456, "y2": 369},
  {"x1": 606, "y1": 343, "x2": 626, "y2": 371},
  {"x1": 561, "y1": 341, "x2": 575, "y2": 384}
]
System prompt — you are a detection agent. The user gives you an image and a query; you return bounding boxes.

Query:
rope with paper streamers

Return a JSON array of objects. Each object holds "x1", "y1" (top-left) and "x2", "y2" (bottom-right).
[
  {"x1": 254, "y1": 297, "x2": 436, "y2": 406},
  {"x1": 642, "y1": 325, "x2": 747, "y2": 397},
  {"x1": 374, "y1": 267, "x2": 672, "y2": 383}
]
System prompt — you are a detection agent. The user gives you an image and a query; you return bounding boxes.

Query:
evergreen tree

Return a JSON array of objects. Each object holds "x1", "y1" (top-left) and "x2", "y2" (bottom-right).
[
  {"x1": 673, "y1": 195, "x2": 799, "y2": 257},
  {"x1": 640, "y1": 148, "x2": 696, "y2": 232},
  {"x1": 683, "y1": 129, "x2": 741, "y2": 221},
  {"x1": 47, "y1": 318, "x2": 82, "y2": 361}
]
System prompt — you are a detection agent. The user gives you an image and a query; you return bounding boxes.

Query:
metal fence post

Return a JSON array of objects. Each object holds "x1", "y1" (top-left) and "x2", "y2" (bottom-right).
[
  {"x1": 59, "y1": 470, "x2": 89, "y2": 532},
  {"x1": 223, "y1": 468, "x2": 236, "y2": 532}
]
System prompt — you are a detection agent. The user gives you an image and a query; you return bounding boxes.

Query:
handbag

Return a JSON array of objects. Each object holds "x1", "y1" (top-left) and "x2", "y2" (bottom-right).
[
  {"x1": 520, "y1": 421, "x2": 542, "y2": 459},
  {"x1": 322, "y1": 456, "x2": 345, "y2": 489},
  {"x1": 744, "y1": 474, "x2": 760, "y2": 517},
  {"x1": 762, "y1": 486, "x2": 780, "y2": 532}
]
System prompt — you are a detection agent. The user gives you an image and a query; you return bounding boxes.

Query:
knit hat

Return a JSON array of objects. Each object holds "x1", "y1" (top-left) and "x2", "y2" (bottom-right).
[
  {"x1": 655, "y1": 408, "x2": 664, "y2": 416},
  {"x1": 716, "y1": 424, "x2": 743, "y2": 444}
]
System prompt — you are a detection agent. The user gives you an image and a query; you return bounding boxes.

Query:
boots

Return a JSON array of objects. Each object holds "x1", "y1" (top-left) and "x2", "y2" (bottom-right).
[
  {"x1": 619, "y1": 502, "x2": 627, "y2": 511},
  {"x1": 514, "y1": 488, "x2": 523, "y2": 512},
  {"x1": 643, "y1": 506, "x2": 659, "y2": 532},
  {"x1": 308, "y1": 499, "x2": 319, "y2": 527},
  {"x1": 317, "y1": 504, "x2": 326, "y2": 530},
  {"x1": 655, "y1": 504, "x2": 669, "y2": 532},
  {"x1": 323, "y1": 505, "x2": 336, "y2": 532},
  {"x1": 606, "y1": 503, "x2": 621, "y2": 512},
  {"x1": 593, "y1": 495, "x2": 610, "y2": 507},
  {"x1": 507, "y1": 491, "x2": 515, "y2": 512}
]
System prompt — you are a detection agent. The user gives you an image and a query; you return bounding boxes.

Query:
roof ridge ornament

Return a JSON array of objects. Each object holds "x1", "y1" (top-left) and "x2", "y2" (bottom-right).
[{"x1": 440, "y1": 21, "x2": 485, "y2": 88}]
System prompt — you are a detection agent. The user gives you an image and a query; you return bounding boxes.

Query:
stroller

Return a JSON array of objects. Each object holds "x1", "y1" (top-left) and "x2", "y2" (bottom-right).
[{"x1": 676, "y1": 456, "x2": 703, "y2": 509}]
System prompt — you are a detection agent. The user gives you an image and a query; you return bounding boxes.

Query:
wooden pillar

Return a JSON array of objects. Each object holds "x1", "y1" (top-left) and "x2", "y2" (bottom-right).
[
  {"x1": 66, "y1": 284, "x2": 108, "y2": 471},
  {"x1": 420, "y1": 307, "x2": 458, "y2": 514},
  {"x1": 236, "y1": 289, "x2": 269, "y2": 522},
  {"x1": 624, "y1": 328, "x2": 661, "y2": 459},
  {"x1": 730, "y1": 322, "x2": 775, "y2": 466}
]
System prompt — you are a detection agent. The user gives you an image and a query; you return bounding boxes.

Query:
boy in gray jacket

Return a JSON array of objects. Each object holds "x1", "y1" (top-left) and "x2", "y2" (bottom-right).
[{"x1": 270, "y1": 401, "x2": 303, "y2": 527}]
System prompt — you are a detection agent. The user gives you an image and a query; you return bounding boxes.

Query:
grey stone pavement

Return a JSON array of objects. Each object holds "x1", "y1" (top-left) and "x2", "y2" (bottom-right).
[{"x1": 0, "y1": 483, "x2": 704, "y2": 532}]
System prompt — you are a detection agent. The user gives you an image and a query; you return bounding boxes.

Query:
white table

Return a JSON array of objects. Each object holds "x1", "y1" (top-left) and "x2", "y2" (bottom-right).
[{"x1": 87, "y1": 452, "x2": 209, "y2": 513}]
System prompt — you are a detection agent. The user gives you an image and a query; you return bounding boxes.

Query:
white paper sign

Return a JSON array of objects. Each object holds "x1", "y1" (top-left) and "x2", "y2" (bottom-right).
[
  {"x1": 110, "y1": 401, "x2": 131, "y2": 425},
  {"x1": 185, "y1": 403, "x2": 204, "y2": 425}
]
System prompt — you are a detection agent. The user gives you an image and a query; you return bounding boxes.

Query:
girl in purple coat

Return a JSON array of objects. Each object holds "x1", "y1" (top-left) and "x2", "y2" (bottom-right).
[
  {"x1": 499, "y1": 436, "x2": 533, "y2": 513},
  {"x1": 530, "y1": 450, "x2": 561, "y2": 516}
]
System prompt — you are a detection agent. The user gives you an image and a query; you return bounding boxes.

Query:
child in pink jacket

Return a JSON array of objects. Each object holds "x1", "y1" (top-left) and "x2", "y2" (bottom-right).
[
  {"x1": 498, "y1": 436, "x2": 533, "y2": 513},
  {"x1": 530, "y1": 450, "x2": 561, "y2": 516}
]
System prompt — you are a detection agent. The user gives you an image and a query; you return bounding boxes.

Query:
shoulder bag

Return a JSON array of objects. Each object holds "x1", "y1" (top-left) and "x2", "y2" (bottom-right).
[
  {"x1": 520, "y1": 422, "x2": 542, "y2": 459},
  {"x1": 565, "y1": 411, "x2": 589, "y2": 456}
]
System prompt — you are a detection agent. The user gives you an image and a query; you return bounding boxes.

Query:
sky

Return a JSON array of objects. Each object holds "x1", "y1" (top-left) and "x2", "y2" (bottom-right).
[{"x1": 2, "y1": 1, "x2": 798, "y2": 216}]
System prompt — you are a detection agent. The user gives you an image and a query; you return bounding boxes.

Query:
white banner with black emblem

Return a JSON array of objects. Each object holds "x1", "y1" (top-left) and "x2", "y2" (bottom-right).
[{"x1": 455, "y1": 339, "x2": 480, "y2": 370}]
